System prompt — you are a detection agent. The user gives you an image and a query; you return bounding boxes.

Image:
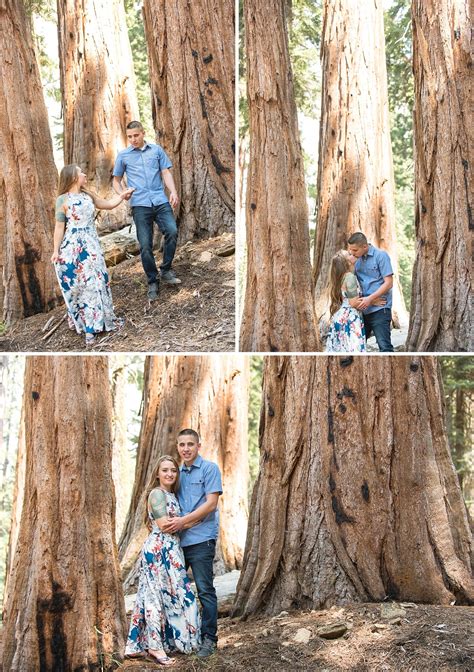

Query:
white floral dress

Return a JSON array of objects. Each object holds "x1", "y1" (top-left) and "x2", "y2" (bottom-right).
[
  {"x1": 125, "y1": 489, "x2": 201, "y2": 656},
  {"x1": 326, "y1": 272, "x2": 366, "y2": 352},
  {"x1": 54, "y1": 192, "x2": 120, "y2": 337}
]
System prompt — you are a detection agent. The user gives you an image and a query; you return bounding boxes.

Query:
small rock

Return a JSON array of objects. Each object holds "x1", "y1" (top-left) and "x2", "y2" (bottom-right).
[
  {"x1": 233, "y1": 642, "x2": 244, "y2": 648},
  {"x1": 317, "y1": 622, "x2": 348, "y2": 639},
  {"x1": 380, "y1": 603, "x2": 407, "y2": 620},
  {"x1": 260, "y1": 628, "x2": 270, "y2": 637},
  {"x1": 273, "y1": 610, "x2": 290, "y2": 620},
  {"x1": 293, "y1": 628, "x2": 312, "y2": 644},
  {"x1": 388, "y1": 617, "x2": 402, "y2": 626},
  {"x1": 371, "y1": 623, "x2": 389, "y2": 633},
  {"x1": 216, "y1": 243, "x2": 235, "y2": 257},
  {"x1": 198, "y1": 251, "x2": 213, "y2": 263}
]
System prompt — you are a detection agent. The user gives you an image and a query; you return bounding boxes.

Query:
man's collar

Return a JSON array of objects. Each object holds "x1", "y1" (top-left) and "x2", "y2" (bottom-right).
[
  {"x1": 181, "y1": 454, "x2": 203, "y2": 471},
  {"x1": 128, "y1": 141, "x2": 150, "y2": 152},
  {"x1": 363, "y1": 244, "x2": 374, "y2": 259}
]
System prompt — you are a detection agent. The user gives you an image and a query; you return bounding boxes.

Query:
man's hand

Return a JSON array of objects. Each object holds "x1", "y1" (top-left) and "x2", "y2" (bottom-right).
[
  {"x1": 161, "y1": 516, "x2": 185, "y2": 534},
  {"x1": 120, "y1": 187, "x2": 135, "y2": 201},
  {"x1": 169, "y1": 191, "x2": 179, "y2": 209}
]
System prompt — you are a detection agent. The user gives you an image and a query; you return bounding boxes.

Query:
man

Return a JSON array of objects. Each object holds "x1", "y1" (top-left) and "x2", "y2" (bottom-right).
[
  {"x1": 347, "y1": 232, "x2": 394, "y2": 352},
  {"x1": 162, "y1": 429, "x2": 222, "y2": 659},
  {"x1": 113, "y1": 121, "x2": 181, "y2": 301}
]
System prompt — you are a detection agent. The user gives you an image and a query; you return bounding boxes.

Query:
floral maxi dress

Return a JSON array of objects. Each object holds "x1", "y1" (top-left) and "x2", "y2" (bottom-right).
[
  {"x1": 54, "y1": 192, "x2": 120, "y2": 336},
  {"x1": 125, "y1": 489, "x2": 201, "y2": 655},
  {"x1": 326, "y1": 272, "x2": 366, "y2": 352}
]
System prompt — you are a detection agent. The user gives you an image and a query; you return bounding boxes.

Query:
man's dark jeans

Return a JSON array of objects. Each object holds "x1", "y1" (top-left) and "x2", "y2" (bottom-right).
[
  {"x1": 183, "y1": 539, "x2": 218, "y2": 642},
  {"x1": 132, "y1": 203, "x2": 177, "y2": 284},
  {"x1": 363, "y1": 308, "x2": 394, "y2": 352}
]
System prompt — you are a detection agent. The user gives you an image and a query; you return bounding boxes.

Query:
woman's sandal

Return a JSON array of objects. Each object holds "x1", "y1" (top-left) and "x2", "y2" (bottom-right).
[
  {"x1": 85, "y1": 333, "x2": 95, "y2": 347},
  {"x1": 147, "y1": 653, "x2": 176, "y2": 667}
]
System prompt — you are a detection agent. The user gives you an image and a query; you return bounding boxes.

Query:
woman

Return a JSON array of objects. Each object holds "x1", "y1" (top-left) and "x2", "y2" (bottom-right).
[
  {"x1": 52, "y1": 164, "x2": 134, "y2": 346},
  {"x1": 325, "y1": 250, "x2": 367, "y2": 352},
  {"x1": 125, "y1": 455, "x2": 200, "y2": 666}
]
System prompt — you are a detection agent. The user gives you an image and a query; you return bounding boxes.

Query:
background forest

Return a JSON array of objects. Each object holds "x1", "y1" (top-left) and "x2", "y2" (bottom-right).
[
  {"x1": 1, "y1": 353, "x2": 472, "y2": 608},
  {"x1": 239, "y1": 0, "x2": 414, "y2": 307},
  {"x1": 1, "y1": 0, "x2": 235, "y2": 352}
]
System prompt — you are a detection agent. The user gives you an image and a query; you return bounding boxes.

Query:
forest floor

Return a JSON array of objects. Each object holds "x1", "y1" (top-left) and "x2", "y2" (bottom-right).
[
  {"x1": 120, "y1": 602, "x2": 473, "y2": 671},
  {"x1": 1, "y1": 233, "x2": 235, "y2": 353}
]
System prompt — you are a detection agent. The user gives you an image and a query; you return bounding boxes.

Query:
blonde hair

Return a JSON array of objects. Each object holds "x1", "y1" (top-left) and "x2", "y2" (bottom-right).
[
  {"x1": 57, "y1": 164, "x2": 95, "y2": 200},
  {"x1": 329, "y1": 250, "x2": 351, "y2": 316},
  {"x1": 143, "y1": 455, "x2": 180, "y2": 526}
]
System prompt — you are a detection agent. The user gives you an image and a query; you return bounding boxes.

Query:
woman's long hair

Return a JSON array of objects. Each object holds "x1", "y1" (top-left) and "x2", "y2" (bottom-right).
[
  {"x1": 143, "y1": 454, "x2": 180, "y2": 527},
  {"x1": 57, "y1": 164, "x2": 94, "y2": 199},
  {"x1": 329, "y1": 250, "x2": 351, "y2": 316}
]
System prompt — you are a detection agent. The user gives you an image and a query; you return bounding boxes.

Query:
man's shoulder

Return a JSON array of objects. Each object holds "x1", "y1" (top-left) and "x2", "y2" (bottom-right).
[
  {"x1": 116, "y1": 146, "x2": 133, "y2": 159},
  {"x1": 372, "y1": 245, "x2": 390, "y2": 259},
  {"x1": 200, "y1": 457, "x2": 220, "y2": 473}
]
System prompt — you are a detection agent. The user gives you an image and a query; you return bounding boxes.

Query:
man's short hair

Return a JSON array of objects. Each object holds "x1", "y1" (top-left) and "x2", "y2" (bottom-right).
[
  {"x1": 177, "y1": 428, "x2": 200, "y2": 443},
  {"x1": 348, "y1": 232, "x2": 368, "y2": 246},
  {"x1": 126, "y1": 121, "x2": 144, "y2": 131}
]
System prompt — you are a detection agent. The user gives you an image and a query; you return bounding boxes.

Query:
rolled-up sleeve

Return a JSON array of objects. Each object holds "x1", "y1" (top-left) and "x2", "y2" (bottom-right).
[
  {"x1": 204, "y1": 463, "x2": 223, "y2": 495},
  {"x1": 158, "y1": 146, "x2": 172, "y2": 171},
  {"x1": 378, "y1": 250, "x2": 393, "y2": 277},
  {"x1": 113, "y1": 153, "x2": 125, "y2": 177}
]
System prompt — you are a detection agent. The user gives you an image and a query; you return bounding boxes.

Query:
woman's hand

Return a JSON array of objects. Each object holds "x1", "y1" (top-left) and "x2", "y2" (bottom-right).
[
  {"x1": 120, "y1": 187, "x2": 135, "y2": 201},
  {"x1": 51, "y1": 252, "x2": 60, "y2": 263}
]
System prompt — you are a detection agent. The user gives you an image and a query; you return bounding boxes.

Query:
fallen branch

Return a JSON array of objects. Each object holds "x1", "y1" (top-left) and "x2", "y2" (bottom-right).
[{"x1": 42, "y1": 314, "x2": 67, "y2": 341}]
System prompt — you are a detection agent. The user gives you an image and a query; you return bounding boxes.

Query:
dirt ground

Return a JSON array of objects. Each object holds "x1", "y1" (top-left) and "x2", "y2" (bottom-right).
[
  {"x1": 1, "y1": 234, "x2": 235, "y2": 353},
  {"x1": 120, "y1": 603, "x2": 473, "y2": 672}
]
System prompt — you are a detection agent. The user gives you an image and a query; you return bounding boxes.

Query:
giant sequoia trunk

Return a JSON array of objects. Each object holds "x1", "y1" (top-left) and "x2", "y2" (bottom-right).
[
  {"x1": 2, "y1": 357, "x2": 127, "y2": 671},
  {"x1": 407, "y1": 0, "x2": 472, "y2": 351},
  {"x1": 57, "y1": 0, "x2": 139, "y2": 233},
  {"x1": 0, "y1": 0, "x2": 62, "y2": 324},
  {"x1": 234, "y1": 356, "x2": 474, "y2": 617},
  {"x1": 143, "y1": 0, "x2": 234, "y2": 241},
  {"x1": 239, "y1": 0, "x2": 319, "y2": 352},
  {"x1": 312, "y1": 0, "x2": 406, "y2": 327},
  {"x1": 119, "y1": 355, "x2": 249, "y2": 591}
]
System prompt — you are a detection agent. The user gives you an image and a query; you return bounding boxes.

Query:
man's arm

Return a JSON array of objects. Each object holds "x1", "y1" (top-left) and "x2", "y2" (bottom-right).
[
  {"x1": 112, "y1": 175, "x2": 133, "y2": 201},
  {"x1": 358, "y1": 275, "x2": 393, "y2": 311},
  {"x1": 161, "y1": 492, "x2": 219, "y2": 533},
  {"x1": 161, "y1": 168, "x2": 179, "y2": 208}
]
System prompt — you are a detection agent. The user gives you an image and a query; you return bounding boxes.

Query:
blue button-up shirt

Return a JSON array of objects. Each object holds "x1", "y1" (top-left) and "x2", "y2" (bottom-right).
[
  {"x1": 113, "y1": 142, "x2": 172, "y2": 207},
  {"x1": 177, "y1": 455, "x2": 223, "y2": 548},
  {"x1": 354, "y1": 244, "x2": 393, "y2": 314}
]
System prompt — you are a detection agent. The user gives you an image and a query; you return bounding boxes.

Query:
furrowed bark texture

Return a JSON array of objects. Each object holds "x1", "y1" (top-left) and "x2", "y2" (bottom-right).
[
  {"x1": 239, "y1": 0, "x2": 319, "y2": 352},
  {"x1": 2, "y1": 356, "x2": 126, "y2": 671},
  {"x1": 313, "y1": 0, "x2": 406, "y2": 327},
  {"x1": 0, "y1": 0, "x2": 62, "y2": 324},
  {"x1": 233, "y1": 356, "x2": 474, "y2": 617},
  {"x1": 407, "y1": 0, "x2": 473, "y2": 351},
  {"x1": 57, "y1": 0, "x2": 139, "y2": 233},
  {"x1": 143, "y1": 0, "x2": 235, "y2": 241},
  {"x1": 119, "y1": 355, "x2": 249, "y2": 590}
]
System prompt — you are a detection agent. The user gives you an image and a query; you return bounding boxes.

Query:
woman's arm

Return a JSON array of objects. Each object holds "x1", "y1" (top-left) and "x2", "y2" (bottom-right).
[
  {"x1": 89, "y1": 188, "x2": 135, "y2": 210},
  {"x1": 51, "y1": 222, "x2": 65, "y2": 262},
  {"x1": 51, "y1": 196, "x2": 67, "y2": 262}
]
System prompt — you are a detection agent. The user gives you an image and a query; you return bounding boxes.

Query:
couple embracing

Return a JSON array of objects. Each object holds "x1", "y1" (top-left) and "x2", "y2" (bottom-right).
[
  {"x1": 325, "y1": 232, "x2": 394, "y2": 353},
  {"x1": 125, "y1": 429, "x2": 221, "y2": 665},
  {"x1": 52, "y1": 121, "x2": 180, "y2": 345}
]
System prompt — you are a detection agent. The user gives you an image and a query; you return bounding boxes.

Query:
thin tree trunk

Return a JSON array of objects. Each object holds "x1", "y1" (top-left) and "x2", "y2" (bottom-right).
[
  {"x1": 2, "y1": 356, "x2": 126, "y2": 671},
  {"x1": 0, "y1": 0, "x2": 62, "y2": 324},
  {"x1": 57, "y1": 0, "x2": 139, "y2": 233},
  {"x1": 119, "y1": 355, "x2": 249, "y2": 590},
  {"x1": 407, "y1": 0, "x2": 473, "y2": 351},
  {"x1": 234, "y1": 356, "x2": 474, "y2": 617},
  {"x1": 143, "y1": 0, "x2": 235, "y2": 241},
  {"x1": 312, "y1": 0, "x2": 407, "y2": 328},
  {"x1": 239, "y1": 0, "x2": 319, "y2": 352}
]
